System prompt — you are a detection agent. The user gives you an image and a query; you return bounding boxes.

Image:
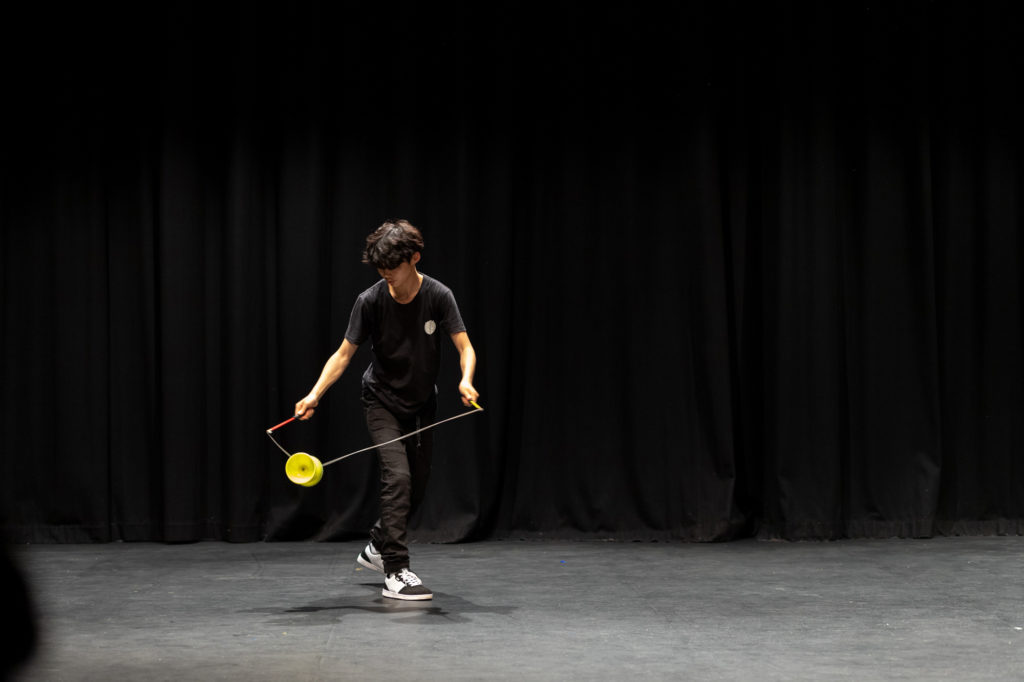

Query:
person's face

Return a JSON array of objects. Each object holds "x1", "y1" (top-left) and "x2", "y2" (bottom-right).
[{"x1": 378, "y1": 252, "x2": 420, "y2": 288}]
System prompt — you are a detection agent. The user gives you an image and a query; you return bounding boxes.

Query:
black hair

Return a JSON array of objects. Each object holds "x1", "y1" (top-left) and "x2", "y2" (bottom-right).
[{"x1": 361, "y1": 220, "x2": 424, "y2": 270}]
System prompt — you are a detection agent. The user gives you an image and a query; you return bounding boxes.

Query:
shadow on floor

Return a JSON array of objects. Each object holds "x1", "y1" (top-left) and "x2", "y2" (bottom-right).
[{"x1": 244, "y1": 585, "x2": 517, "y2": 626}]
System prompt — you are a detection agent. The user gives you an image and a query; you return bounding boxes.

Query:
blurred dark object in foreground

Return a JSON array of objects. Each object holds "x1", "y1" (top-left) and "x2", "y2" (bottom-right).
[{"x1": 0, "y1": 544, "x2": 37, "y2": 679}]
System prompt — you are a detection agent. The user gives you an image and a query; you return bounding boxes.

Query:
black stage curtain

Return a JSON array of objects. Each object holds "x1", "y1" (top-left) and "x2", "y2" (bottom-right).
[{"x1": 2, "y1": 2, "x2": 1022, "y2": 543}]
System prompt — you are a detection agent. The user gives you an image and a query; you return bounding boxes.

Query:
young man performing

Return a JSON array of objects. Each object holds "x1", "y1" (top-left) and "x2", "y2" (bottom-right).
[{"x1": 294, "y1": 220, "x2": 478, "y2": 601}]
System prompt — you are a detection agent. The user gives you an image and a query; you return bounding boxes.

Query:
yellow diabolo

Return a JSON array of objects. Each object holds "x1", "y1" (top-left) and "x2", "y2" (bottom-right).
[{"x1": 285, "y1": 452, "x2": 323, "y2": 487}]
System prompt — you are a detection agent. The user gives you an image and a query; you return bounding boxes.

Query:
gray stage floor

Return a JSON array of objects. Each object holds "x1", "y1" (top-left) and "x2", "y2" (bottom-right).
[{"x1": 9, "y1": 537, "x2": 1024, "y2": 681}]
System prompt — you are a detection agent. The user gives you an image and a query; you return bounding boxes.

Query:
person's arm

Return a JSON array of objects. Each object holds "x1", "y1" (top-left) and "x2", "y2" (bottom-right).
[
  {"x1": 295, "y1": 339, "x2": 359, "y2": 420},
  {"x1": 451, "y1": 331, "x2": 479, "y2": 406}
]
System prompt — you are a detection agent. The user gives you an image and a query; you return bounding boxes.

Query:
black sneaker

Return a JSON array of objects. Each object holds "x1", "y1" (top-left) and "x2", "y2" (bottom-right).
[
  {"x1": 383, "y1": 568, "x2": 433, "y2": 601},
  {"x1": 357, "y1": 542, "x2": 384, "y2": 573}
]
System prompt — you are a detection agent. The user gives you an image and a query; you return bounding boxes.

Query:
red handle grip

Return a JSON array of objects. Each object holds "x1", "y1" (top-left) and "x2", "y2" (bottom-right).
[{"x1": 267, "y1": 415, "x2": 298, "y2": 433}]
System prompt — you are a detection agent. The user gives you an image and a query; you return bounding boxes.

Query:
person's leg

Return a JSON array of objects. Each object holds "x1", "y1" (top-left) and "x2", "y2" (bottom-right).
[
  {"x1": 406, "y1": 402, "x2": 435, "y2": 520},
  {"x1": 360, "y1": 390, "x2": 434, "y2": 600},
  {"x1": 363, "y1": 396, "x2": 414, "y2": 574}
]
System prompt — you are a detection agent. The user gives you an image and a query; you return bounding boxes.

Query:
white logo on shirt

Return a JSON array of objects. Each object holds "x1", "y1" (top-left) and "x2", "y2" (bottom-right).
[{"x1": 424, "y1": 320, "x2": 437, "y2": 335}]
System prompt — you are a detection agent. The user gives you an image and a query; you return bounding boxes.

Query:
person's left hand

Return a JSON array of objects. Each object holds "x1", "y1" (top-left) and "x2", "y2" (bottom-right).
[{"x1": 459, "y1": 380, "x2": 479, "y2": 407}]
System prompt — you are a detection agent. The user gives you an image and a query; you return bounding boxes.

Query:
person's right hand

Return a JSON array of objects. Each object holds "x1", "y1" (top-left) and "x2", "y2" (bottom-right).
[{"x1": 295, "y1": 394, "x2": 319, "y2": 420}]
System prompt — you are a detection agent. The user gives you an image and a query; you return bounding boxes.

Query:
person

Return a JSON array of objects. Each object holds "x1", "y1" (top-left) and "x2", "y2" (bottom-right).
[{"x1": 294, "y1": 220, "x2": 478, "y2": 601}]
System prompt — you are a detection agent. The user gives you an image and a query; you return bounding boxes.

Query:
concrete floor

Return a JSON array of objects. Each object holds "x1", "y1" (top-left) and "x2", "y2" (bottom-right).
[{"x1": 9, "y1": 537, "x2": 1024, "y2": 680}]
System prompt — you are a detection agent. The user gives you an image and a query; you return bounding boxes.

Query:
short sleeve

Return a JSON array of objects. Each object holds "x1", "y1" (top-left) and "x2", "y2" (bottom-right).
[
  {"x1": 438, "y1": 287, "x2": 466, "y2": 336},
  {"x1": 344, "y1": 292, "x2": 372, "y2": 345}
]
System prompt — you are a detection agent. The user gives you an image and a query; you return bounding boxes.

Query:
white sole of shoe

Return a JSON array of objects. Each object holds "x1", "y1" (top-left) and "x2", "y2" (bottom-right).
[
  {"x1": 382, "y1": 589, "x2": 433, "y2": 601},
  {"x1": 357, "y1": 553, "x2": 384, "y2": 573}
]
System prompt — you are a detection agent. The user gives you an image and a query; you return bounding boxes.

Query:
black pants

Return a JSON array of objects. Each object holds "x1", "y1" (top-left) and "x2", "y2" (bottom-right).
[{"x1": 362, "y1": 387, "x2": 435, "y2": 574}]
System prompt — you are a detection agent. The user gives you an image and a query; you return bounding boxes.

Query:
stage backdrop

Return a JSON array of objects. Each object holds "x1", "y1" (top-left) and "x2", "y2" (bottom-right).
[{"x1": 2, "y1": 2, "x2": 1022, "y2": 543}]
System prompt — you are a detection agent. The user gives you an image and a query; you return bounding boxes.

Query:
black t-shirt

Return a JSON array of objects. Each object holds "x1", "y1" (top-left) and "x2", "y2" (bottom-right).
[{"x1": 344, "y1": 274, "x2": 466, "y2": 416}]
